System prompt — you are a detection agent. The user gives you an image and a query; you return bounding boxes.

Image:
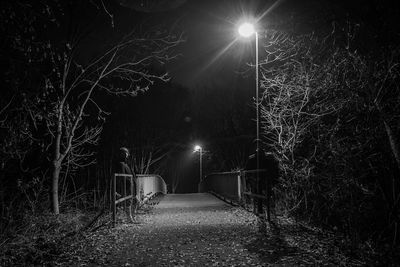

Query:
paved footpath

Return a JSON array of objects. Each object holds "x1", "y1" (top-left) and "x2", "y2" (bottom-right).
[
  {"x1": 102, "y1": 193, "x2": 274, "y2": 266},
  {"x1": 61, "y1": 193, "x2": 364, "y2": 266}
]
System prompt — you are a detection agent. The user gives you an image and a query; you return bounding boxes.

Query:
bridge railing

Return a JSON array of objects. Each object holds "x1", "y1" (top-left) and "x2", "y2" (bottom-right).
[
  {"x1": 198, "y1": 171, "x2": 242, "y2": 201},
  {"x1": 199, "y1": 169, "x2": 273, "y2": 221},
  {"x1": 136, "y1": 174, "x2": 167, "y2": 200},
  {"x1": 111, "y1": 173, "x2": 167, "y2": 226}
]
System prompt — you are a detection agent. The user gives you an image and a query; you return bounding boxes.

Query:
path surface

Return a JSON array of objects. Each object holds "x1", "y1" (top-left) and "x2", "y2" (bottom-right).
[
  {"x1": 63, "y1": 193, "x2": 362, "y2": 266},
  {"x1": 107, "y1": 193, "x2": 268, "y2": 266}
]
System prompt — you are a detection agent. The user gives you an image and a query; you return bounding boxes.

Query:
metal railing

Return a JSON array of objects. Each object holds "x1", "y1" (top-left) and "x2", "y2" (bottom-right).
[
  {"x1": 198, "y1": 171, "x2": 242, "y2": 201},
  {"x1": 136, "y1": 174, "x2": 167, "y2": 198},
  {"x1": 198, "y1": 169, "x2": 273, "y2": 221},
  {"x1": 111, "y1": 173, "x2": 167, "y2": 226}
]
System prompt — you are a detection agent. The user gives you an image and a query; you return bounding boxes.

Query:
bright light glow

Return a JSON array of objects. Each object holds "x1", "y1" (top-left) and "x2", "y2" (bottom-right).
[
  {"x1": 194, "y1": 145, "x2": 202, "y2": 152},
  {"x1": 238, "y1": 22, "x2": 255, "y2": 37}
]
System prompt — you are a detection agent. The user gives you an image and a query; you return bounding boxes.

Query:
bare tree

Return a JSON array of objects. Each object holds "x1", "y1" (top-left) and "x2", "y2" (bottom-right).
[
  {"x1": 259, "y1": 26, "x2": 400, "y2": 244},
  {"x1": 43, "y1": 30, "x2": 184, "y2": 214},
  {"x1": 372, "y1": 52, "x2": 400, "y2": 172},
  {"x1": 133, "y1": 145, "x2": 170, "y2": 174},
  {"x1": 260, "y1": 31, "x2": 341, "y2": 177},
  {"x1": 0, "y1": 0, "x2": 184, "y2": 214}
]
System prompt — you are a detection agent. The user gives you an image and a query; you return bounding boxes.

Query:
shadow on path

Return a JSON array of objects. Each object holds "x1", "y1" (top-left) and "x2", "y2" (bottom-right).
[{"x1": 243, "y1": 219, "x2": 309, "y2": 265}]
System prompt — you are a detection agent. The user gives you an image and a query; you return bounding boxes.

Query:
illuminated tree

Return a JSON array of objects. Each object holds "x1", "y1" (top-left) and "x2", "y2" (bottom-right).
[
  {"x1": 259, "y1": 27, "x2": 400, "y2": 241},
  {"x1": 0, "y1": 1, "x2": 184, "y2": 214}
]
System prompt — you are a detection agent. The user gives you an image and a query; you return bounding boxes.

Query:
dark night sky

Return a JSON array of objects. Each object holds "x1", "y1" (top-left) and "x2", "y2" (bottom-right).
[
  {"x1": 108, "y1": 0, "x2": 400, "y2": 88},
  {"x1": 161, "y1": 0, "x2": 289, "y2": 88},
  {"x1": 109, "y1": 0, "x2": 290, "y2": 88}
]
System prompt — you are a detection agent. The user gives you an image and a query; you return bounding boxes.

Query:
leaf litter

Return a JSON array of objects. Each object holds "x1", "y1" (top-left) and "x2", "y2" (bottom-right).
[{"x1": 1, "y1": 194, "x2": 375, "y2": 266}]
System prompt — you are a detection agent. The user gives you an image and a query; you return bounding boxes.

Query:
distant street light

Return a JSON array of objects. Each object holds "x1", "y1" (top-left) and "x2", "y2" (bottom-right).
[
  {"x1": 238, "y1": 22, "x2": 260, "y2": 180},
  {"x1": 193, "y1": 145, "x2": 203, "y2": 183}
]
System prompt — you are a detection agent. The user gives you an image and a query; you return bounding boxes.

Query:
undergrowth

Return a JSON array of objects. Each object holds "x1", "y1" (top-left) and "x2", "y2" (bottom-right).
[{"x1": 0, "y1": 210, "x2": 106, "y2": 266}]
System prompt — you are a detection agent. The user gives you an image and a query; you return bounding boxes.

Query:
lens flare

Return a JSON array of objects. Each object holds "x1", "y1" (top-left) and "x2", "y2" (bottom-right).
[{"x1": 238, "y1": 23, "x2": 255, "y2": 37}]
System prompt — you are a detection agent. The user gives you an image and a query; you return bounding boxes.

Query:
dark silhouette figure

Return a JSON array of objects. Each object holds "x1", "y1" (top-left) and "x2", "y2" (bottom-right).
[
  {"x1": 114, "y1": 147, "x2": 138, "y2": 222},
  {"x1": 246, "y1": 149, "x2": 279, "y2": 219}
]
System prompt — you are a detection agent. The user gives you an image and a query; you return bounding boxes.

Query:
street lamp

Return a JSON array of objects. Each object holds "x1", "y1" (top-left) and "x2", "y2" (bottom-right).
[
  {"x1": 238, "y1": 22, "x2": 255, "y2": 38},
  {"x1": 193, "y1": 145, "x2": 203, "y2": 183},
  {"x1": 238, "y1": 22, "x2": 260, "y2": 178}
]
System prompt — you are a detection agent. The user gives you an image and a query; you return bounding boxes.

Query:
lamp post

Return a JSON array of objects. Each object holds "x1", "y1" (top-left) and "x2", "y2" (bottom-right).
[
  {"x1": 239, "y1": 22, "x2": 264, "y2": 214},
  {"x1": 238, "y1": 22, "x2": 260, "y2": 180},
  {"x1": 194, "y1": 145, "x2": 203, "y2": 183}
]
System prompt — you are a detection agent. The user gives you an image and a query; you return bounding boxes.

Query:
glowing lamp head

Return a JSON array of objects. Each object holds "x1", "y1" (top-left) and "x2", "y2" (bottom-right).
[
  {"x1": 194, "y1": 145, "x2": 202, "y2": 152},
  {"x1": 238, "y1": 22, "x2": 255, "y2": 37}
]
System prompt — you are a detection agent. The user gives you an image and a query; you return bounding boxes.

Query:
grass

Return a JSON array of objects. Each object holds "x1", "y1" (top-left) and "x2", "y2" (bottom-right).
[{"x1": 0, "y1": 208, "x2": 107, "y2": 266}]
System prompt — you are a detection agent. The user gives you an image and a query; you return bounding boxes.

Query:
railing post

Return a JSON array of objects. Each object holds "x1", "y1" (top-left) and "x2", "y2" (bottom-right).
[
  {"x1": 243, "y1": 172, "x2": 247, "y2": 209},
  {"x1": 123, "y1": 176, "x2": 127, "y2": 213},
  {"x1": 256, "y1": 169, "x2": 263, "y2": 215},
  {"x1": 112, "y1": 173, "x2": 116, "y2": 227},
  {"x1": 266, "y1": 175, "x2": 271, "y2": 222},
  {"x1": 237, "y1": 172, "x2": 242, "y2": 202},
  {"x1": 131, "y1": 175, "x2": 134, "y2": 213},
  {"x1": 109, "y1": 175, "x2": 112, "y2": 211}
]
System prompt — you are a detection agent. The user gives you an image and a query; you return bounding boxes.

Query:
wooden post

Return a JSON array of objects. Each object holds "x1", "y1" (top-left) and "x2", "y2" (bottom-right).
[
  {"x1": 256, "y1": 170, "x2": 263, "y2": 215},
  {"x1": 242, "y1": 172, "x2": 248, "y2": 209},
  {"x1": 130, "y1": 176, "x2": 134, "y2": 213},
  {"x1": 109, "y1": 175, "x2": 111, "y2": 211},
  {"x1": 237, "y1": 173, "x2": 242, "y2": 202},
  {"x1": 112, "y1": 173, "x2": 116, "y2": 227},
  {"x1": 123, "y1": 176, "x2": 126, "y2": 213},
  {"x1": 266, "y1": 175, "x2": 271, "y2": 222}
]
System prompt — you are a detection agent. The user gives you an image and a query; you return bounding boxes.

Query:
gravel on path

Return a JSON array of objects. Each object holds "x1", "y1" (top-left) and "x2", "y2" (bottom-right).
[
  {"x1": 104, "y1": 193, "x2": 269, "y2": 266},
  {"x1": 62, "y1": 193, "x2": 365, "y2": 266}
]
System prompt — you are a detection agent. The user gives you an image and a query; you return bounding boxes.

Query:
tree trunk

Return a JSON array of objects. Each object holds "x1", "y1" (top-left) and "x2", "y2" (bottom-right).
[
  {"x1": 383, "y1": 118, "x2": 400, "y2": 174},
  {"x1": 376, "y1": 102, "x2": 400, "y2": 173},
  {"x1": 51, "y1": 160, "x2": 61, "y2": 214}
]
